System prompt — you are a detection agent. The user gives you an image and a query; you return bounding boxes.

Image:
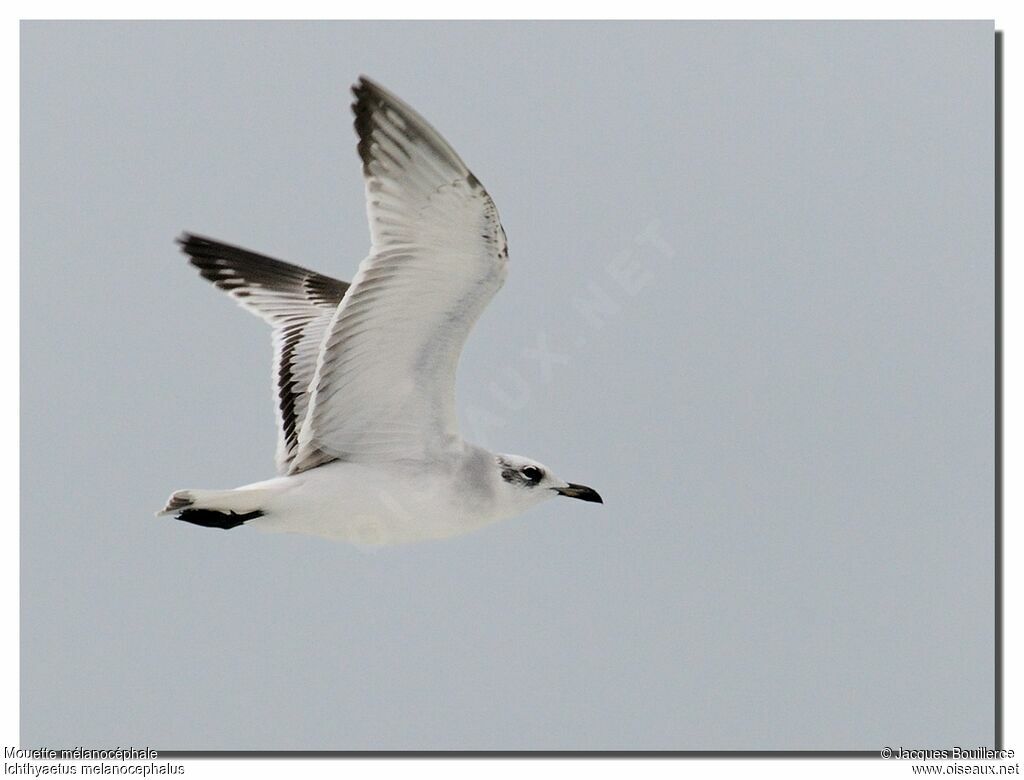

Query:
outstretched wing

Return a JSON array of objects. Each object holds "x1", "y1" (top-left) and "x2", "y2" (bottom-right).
[
  {"x1": 291, "y1": 77, "x2": 508, "y2": 472},
  {"x1": 178, "y1": 233, "x2": 350, "y2": 473}
]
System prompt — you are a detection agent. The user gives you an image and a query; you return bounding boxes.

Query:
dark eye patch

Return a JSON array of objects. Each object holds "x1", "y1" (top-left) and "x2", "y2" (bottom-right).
[{"x1": 521, "y1": 466, "x2": 543, "y2": 483}]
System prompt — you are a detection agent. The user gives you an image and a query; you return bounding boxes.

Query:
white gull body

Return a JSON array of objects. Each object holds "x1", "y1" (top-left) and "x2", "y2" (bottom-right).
[{"x1": 159, "y1": 76, "x2": 601, "y2": 544}]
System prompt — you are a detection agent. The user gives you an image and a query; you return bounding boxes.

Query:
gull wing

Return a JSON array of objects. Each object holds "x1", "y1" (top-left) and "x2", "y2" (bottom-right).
[
  {"x1": 178, "y1": 233, "x2": 350, "y2": 473},
  {"x1": 291, "y1": 77, "x2": 508, "y2": 471}
]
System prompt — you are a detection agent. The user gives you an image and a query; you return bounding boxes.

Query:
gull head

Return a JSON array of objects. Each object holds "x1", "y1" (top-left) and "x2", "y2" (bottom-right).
[{"x1": 494, "y1": 454, "x2": 603, "y2": 513}]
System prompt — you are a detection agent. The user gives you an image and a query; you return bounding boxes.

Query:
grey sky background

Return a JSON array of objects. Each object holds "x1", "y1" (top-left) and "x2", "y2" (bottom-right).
[{"x1": 21, "y1": 21, "x2": 994, "y2": 750}]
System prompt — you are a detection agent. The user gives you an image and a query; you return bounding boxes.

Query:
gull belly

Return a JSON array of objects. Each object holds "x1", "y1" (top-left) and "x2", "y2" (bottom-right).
[{"x1": 244, "y1": 447, "x2": 506, "y2": 544}]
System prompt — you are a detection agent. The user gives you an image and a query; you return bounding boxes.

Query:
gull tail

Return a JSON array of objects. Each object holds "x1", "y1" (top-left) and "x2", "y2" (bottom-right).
[{"x1": 157, "y1": 487, "x2": 271, "y2": 531}]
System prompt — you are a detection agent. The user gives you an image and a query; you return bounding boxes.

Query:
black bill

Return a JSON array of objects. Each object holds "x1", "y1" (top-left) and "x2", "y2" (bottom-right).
[{"x1": 554, "y1": 483, "x2": 603, "y2": 504}]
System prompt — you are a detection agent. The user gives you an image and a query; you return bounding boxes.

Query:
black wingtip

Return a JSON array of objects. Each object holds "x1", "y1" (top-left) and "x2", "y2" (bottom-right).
[
  {"x1": 174, "y1": 231, "x2": 351, "y2": 307},
  {"x1": 348, "y1": 74, "x2": 471, "y2": 185},
  {"x1": 176, "y1": 232, "x2": 215, "y2": 259},
  {"x1": 352, "y1": 77, "x2": 385, "y2": 173},
  {"x1": 176, "y1": 232, "x2": 236, "y2": 285},
  {"x1": 352, "y1": 74, "x2": 382, "y2": 100}
]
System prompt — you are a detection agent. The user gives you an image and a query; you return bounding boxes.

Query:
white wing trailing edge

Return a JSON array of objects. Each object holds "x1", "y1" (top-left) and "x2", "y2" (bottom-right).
[{"x1": 291, "y1": 76, "x2": 509, "y2": 471}]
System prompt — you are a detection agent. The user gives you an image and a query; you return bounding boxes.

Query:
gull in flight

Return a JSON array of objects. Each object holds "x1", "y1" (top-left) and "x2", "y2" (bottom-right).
[{"x1": 159, "y1": 77, "x2": 602, "y2": 544}]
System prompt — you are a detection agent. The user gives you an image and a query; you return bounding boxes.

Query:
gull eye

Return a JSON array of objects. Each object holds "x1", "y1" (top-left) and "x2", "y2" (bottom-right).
[{"x1": 521, "y1": 466, "x2": 542, "y2": 483}]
